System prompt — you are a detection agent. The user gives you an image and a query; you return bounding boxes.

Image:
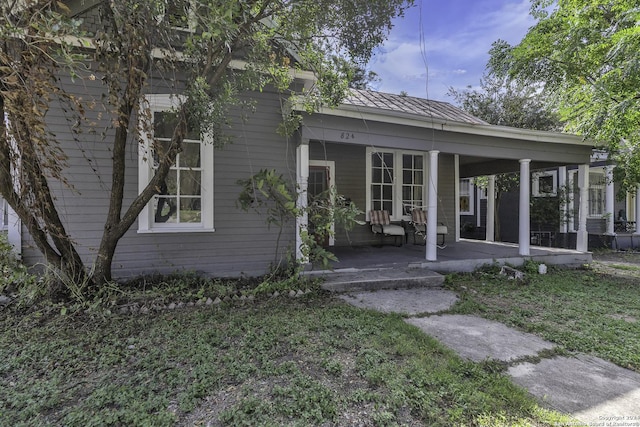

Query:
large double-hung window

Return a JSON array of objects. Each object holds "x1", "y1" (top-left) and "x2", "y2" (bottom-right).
[
  {"x1": 138, "y1": 95, "x2": 214, "y2": 232},
  {"x1": 366, "y1": 148, "x2": 426, "y2": 220}
]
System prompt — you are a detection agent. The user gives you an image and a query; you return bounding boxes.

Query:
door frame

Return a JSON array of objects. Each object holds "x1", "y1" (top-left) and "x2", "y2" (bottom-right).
[{"x1": 309, "y1": 160, "x2": 336, "y2": 246}]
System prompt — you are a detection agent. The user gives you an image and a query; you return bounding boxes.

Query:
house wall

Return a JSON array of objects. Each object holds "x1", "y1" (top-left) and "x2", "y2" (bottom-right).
[
  {"x1": 21, "y1": 74, "x2": 297, "y2": 279},
  {"x1": 309, "y1": 142, "x2": 455, "y2": 246}
]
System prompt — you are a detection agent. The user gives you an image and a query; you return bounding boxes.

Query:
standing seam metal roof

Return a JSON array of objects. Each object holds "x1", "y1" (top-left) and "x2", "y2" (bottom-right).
[{"x1": 343, "y1": 89, "x2": 488, "y2": 126}]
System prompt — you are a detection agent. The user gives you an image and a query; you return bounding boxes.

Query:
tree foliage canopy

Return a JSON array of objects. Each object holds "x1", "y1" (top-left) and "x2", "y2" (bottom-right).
[
  {"x1": 0, "y1": 0, "x2": 412, "y2": 290},
  {"x1": 448, "y1": 74, "x2": 561, "y2": 131},
  {"x1": 448, "y1": 73, "x2": 562, "y2": 240},
  {"x1": 488, "y1": 0, "x2": 640, "y2": 191}
]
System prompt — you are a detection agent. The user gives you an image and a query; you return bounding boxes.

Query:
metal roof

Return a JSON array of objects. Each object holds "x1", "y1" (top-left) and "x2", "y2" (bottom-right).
[{"x1": 343, "y1": 89, "x2": 488, "y2": 126}]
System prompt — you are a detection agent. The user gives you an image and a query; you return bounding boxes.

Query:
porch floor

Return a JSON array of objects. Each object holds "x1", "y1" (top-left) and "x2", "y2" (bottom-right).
[{"x1": 315, "y1": 238, "x2": 592, "y2": 274}]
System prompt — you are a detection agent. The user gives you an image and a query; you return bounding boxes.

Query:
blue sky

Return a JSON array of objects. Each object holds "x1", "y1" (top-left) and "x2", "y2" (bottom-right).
[{"x1": 368, "y1": 0, "x2": 536, "y2": 102}]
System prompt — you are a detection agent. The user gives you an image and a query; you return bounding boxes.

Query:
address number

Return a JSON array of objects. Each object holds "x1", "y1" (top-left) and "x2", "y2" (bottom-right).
[{"x1": 340, "y1": 132, "x2": 356, "y2": 140}]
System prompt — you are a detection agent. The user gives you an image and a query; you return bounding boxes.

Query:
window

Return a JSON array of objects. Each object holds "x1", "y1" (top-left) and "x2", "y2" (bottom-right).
[
  {"x1": 138, "y1": 95, "x2": 214, "y2": 232},
  {"x1": 532, "y1": 170, "x2": 557, "y2": 197},
  {"x1": 366, "y1": 148, "x2": 425, "y2": 220},
  {"x1": 459, "y1": 178, "x2": 474, "y2": 215},
  {"x1": 370, "y1": 151, "x2": 394, "y2": 214},
  {"x1": 402, "y1": 154, "x2": 424, "y2": 212},
  {"x1": 589, "y1": 172, "x2": 605, "y2": 217}
]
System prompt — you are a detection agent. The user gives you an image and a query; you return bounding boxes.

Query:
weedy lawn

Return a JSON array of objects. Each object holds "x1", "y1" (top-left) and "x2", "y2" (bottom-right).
[
  {"x1": 445, "y1": 259, "x2": 640, "y2": 372},
  {"x1": 1, "y1": 284, "x2": 570, "y2": 426}
]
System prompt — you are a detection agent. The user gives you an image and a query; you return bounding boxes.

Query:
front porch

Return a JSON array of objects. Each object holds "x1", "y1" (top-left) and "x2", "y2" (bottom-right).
[{"x1": 315, "y1": 239, "x2": 592, "y2": 274}]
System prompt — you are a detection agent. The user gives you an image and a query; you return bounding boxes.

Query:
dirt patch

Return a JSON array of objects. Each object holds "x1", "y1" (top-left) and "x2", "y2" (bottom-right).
[{"x1": 591, "y1": 251, "x2": 640, "y2": 279}]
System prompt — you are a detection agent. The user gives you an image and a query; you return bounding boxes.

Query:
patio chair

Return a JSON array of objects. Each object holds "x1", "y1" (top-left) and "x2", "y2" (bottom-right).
[
  {"x1": 369, "y1": 210, "x2": 405, "y2": 246},
  {"x1": 410, "y1": 209, "x2": 448, "y2": 248}
]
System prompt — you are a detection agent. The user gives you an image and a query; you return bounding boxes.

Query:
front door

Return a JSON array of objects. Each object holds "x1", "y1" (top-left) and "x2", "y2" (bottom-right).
[{"x1": 308, "y1": 161, "x2": 335, "y2": 246}]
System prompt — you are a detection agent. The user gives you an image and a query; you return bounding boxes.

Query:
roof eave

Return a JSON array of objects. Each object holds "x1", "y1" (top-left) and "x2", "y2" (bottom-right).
[{"x1": 304, "y1": 103, "x2": 593, "y2": 148}]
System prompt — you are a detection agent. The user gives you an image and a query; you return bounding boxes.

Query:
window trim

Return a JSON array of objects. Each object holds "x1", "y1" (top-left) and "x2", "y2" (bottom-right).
[
  {"x1": 588, "y1": 170, "x2": 606, "y2": 218},
  {"x1": 459, "y1": 178, "x2": 474, "y2": 215},
  {"x1": 138, "y1": 94, "x2": 214, "y2": 233},
  {"x1": 532, "y1": 170, "x2": 558, "y2": 197},
  {"x1": 365, "y1": 147, "x2": 427, "y2": 221}
]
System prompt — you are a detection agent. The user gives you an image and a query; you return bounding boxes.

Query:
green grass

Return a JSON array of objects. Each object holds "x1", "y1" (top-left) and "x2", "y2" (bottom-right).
[
  {"x1": 0, "y1": 291, "x2": 570, "y2": 426},
  {"x1": 445, "y1": 265, "x2": 640, "y2": 372}
]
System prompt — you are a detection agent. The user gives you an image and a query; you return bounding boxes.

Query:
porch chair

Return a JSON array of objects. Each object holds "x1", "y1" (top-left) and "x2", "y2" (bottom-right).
[
  {"x1": 410, "y1": 209, "x2": 448, "y2": 248},
  {"x1": 369, "y1": 210, "x2": 405, "y2": 246}
]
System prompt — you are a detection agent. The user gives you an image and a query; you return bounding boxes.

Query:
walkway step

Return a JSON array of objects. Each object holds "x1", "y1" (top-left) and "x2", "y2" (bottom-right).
[{"x1": 316, "y1": 268, "x2": 444, "y2": 292}]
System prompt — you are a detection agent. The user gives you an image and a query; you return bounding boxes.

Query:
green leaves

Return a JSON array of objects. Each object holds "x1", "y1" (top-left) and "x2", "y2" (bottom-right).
[{"x1": 489, "y1": 0, "x2": 640, "y2": 188}]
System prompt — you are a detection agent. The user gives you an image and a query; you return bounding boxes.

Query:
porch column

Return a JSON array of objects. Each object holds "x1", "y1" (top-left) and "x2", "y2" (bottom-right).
[
  {"x1": 605, "y1": 165, "x2": 615, "y2": 235},
  {"x1": 486, "y1": 175, "x2": 495, "y2": 242},
  {"x1": 558, "y1": 166, "x2": 568, "y2": 234},
  {"x1": 634, "y1": 186, "x2": 640, "y2": 236},
  {"x1": 296, "y1": 142, "x2": 310, "y2": 263},
  {"x1": 454, "y1": 154, "x2": 460, "y2": 242},
  {"x1": 518, "y1": 159, "x2": 531, "y2": 256},
  {"x1": 576, "y1": 164, "x2": 589, "y2": 252},
  {"x1": 426, "y1": 150, "x2": 439, "y2": 261}
]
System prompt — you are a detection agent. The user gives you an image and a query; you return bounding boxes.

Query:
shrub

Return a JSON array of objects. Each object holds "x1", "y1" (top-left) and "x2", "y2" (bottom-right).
[{"x1": 0, "y1": 233, "x2": 39, "y2": 295}]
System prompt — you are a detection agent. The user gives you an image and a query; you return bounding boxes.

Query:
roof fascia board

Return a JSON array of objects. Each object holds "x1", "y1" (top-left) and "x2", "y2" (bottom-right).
[{"x1": 307, "y1": 103, "x2": 592, "y2": 147}]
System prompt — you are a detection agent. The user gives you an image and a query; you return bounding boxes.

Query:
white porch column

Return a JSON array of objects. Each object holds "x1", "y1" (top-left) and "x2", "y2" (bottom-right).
[
  {"x1": 486, "y1": 175, "x2": 496, "y2": 242},
  {"x1": 426, "y1": 150, "x2": 439, "y2": 261},
  {"x1": 454, "y1": 154, "x2": 460, "y2": 242},
  {"x1": 518, "y1": 159, "x2": 531, "y2": 256},
  {"x1": 634, "y1": 186, "x2": 640, "y2": 236},
  {"x1": 558, "y1": 166, "x2": 568, "y2": 234},
  {"x1": 296, "y1": 142, "x2": 310, "y2": 263},
  {"x1": 605, "y1": 165, "x2": 615, "y2": 235},
  {"x1": 576, "y1": 164, "x2": 589, "y2": 252}
]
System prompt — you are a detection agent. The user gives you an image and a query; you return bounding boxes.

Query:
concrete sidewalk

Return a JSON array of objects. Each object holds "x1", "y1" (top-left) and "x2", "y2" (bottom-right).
[{"x1": 338, "y1": 287, "x2": 640, "y2": 426}]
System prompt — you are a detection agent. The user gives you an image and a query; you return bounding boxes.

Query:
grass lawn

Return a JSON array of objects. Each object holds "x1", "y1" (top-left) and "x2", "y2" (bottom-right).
[
  {"x1": 445, "y1": 261, "x2": 640, "y2": 372},
  {"x1": 0, "y1": 285, "x2": 571, "y2": 426},
  {"x1": 3, "y1": 254, "x2": 638, "y2": 426}
]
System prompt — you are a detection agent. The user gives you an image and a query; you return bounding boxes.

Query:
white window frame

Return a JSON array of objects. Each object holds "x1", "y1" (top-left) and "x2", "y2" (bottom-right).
[
  {"x1": 138, "y1": 94, "x2": 214, "y2": 233},
  {"x1": 532, "y1": 170, "x2": 558, "y2": 197},
  {"x1": 588, "y1": 170, "x2": 606, "y2": 218},
  {"x1": 459, "y1": 178, "x2": 474, "y2": 215},
  {"x1": 365, "y1": 147, "x2": 427, "y2": 221}
]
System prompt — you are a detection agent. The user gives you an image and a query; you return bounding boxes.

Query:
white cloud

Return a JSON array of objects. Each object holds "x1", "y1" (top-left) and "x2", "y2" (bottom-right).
[{"x1": 371, "y1": 0, "x2": 535, "y2": 101}]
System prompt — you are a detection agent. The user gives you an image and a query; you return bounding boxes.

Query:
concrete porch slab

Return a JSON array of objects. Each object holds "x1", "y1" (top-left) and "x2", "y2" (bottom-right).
[
  {"x1": 405, "y1": 314, "x2": 556, "y2": 362},
  {"x1": 324, "y1": 239, "x2": 592, "y2": 274},
  {"x1": 508, "y1": 355, "x2": 640, "y2": 425}
]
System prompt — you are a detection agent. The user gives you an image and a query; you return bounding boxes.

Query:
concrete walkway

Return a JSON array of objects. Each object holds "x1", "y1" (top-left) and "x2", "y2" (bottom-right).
[{"x1": 338, "y1": 287, "x2": 640, "y2": 425}]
